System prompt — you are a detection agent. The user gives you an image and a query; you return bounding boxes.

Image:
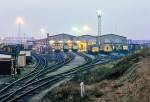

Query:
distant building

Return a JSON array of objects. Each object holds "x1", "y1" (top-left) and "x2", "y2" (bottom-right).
[
  {"x1": 99, "y1": 34, "x2": 127, "y2": 45},
  {"x1": 34, "y1": 33, "x2": 128, "y2": 46},
  {"x1": 33, "y1": 33, "x2": 127, "y2": 52},
  {"x1": 47, "y1": 33, "x2": 127, "y2": 45},
  {"x1": 2, "y1": 37, "x2": 35, "y2": 45},
  {"x1": 127, "y1": 40, "x2": 150, "y2": 44}
]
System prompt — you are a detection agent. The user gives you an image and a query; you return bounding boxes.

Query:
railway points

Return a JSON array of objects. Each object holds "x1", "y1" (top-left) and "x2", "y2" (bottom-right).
[
  {"x1": 0, "y1": 52, "x2": 75, "y2": 102},
  {"x1": 0, "y1": 45, "x2": 146, "y2": 102},
  {"x1": 0, "y1": 54, "x2": 37, "y2": 86},
  {"x1": 0, "y1": 1, "x2": 150, "y2": 101},
  {"x1": 0, "y1": 34, "x2": 149, "y2": 102},
  {"x1": 4, "y1": 52, "x2": 92, "y2": 102},
  {"x1": 5, "y1": 53, "x2": 106, "y2": 102}
]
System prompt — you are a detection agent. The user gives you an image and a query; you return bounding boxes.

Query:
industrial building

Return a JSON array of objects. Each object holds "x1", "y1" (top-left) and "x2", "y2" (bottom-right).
[{"x1": 33, "y1": 33, "x2": 128, "y2": 53}]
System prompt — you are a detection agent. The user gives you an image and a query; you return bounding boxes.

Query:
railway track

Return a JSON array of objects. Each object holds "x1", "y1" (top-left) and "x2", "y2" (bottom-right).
[
  {"x1": 0, "y1": 54, "x2": 48, "y2": 99},
  {"x1": 0, "y1": 52, "x2": 111, "y2": 102},
  {"x1": 0, "y1": 52, "x2": 97, "y2": 102},
  {"x1": 0, "y1": 52, "x2": 74, "y2": 102}
]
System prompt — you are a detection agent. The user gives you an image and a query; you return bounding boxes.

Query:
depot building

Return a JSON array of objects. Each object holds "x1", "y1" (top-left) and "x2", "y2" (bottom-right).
[
  {"x1": 33, "y1": 33, "x2": 127, "y2": 52},
  {"x1": 46, "y1": 33, "x2": 127, "y2": 52}
]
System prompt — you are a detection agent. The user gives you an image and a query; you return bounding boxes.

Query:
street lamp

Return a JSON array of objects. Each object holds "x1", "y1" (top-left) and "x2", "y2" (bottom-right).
[{"x1": 96, "y1": 10, "x2": 102, "y2": 45}]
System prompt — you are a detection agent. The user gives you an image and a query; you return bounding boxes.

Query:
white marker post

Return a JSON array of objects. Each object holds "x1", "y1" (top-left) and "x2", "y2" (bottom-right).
[{"x1": 80, "y1": 82, "x2": 85, "y2": 98}]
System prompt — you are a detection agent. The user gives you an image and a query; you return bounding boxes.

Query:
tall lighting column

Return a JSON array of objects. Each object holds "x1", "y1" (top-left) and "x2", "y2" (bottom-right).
[
  {"x1": 96, "y1": 10, "x2": 102, "y2": 46},
  {"x1": 40, "y1": 28, "x2": 46, "y2": 38},
  {"x1": 16, "y1": 17, "x2": 24, "y2": 44}
]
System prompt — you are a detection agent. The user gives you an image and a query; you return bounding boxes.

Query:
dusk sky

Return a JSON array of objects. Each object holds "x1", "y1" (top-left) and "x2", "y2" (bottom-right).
[{"x1": 0, "y1": 0, "x2": 150, "y2": 40}]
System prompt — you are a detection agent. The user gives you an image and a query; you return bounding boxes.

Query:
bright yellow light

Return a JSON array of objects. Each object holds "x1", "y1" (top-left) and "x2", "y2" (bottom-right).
[
  {"x1": 67, "y1": 40, "x2": 72, "y2": 43},
  {"x1": 16, "y1": 17, "x2": 24, "y2": 25},
  {"x1": 76, "y1": 40, "x2": 81, "y2": 43},
  {"x1": 82, "y1": 25, "x2": 92, "y2": 33},
  {"x1": 49, "y1": 40, "x2": 55, "y2": 44}
]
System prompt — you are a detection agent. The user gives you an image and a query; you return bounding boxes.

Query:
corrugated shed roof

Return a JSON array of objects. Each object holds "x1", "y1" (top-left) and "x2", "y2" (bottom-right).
[{"x1": 0, "y1": 54, "x2": 11, "y2": 59}]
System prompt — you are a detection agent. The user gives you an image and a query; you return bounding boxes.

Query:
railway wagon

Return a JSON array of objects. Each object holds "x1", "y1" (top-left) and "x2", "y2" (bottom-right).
[
  {"x1": 88, "y1": 45, "x2": 99, "y2": 55},
  {"x1": 0, "y1": 54, "x2": 15, "y2": 75},
  {"x1": 39, "y1": 46, "x2": 44, "y2": 54},
  {"x1": 128, "y1": 44, "x2": 141, "y2": 52},
  {"x1": 37, "y1": 46, "x2": 48, "y2": 54},
  {"x1": 3, "y1": 45, "x2": 22, "y2": 55},
  {"x1": 123, "y1": 45, "x2": 128, "y2": 51},
  {"x1": 100, "y1": 44, "x2": 113, "y2": 54},
  {"x1": 26, "y1": 45, "x2": 33, "y2": 50},
  {"x1": 18, "y1": 54, "x2": 26, "y2": 68},
  {"x1": 122, "y1": 45, "x2": 129, "y2": 54},
  {"x1": 53, "y1": 43, "x2": 62, "y2": 53},
  {"x1": 20, "y1": 51, "x2": 32, "y2": 64},
  {"x1": 72, "y1": 43, "x2": 78, "y2": 52},
  {"x1": 63, "y1": 43, "x2": 69, "y2": 52},
  {"x1": 113, "y1": 44, "x2": 123, "y2": 52},
  {"x1": 1, "y1": 45, "x2": 22, "y2": 57}
]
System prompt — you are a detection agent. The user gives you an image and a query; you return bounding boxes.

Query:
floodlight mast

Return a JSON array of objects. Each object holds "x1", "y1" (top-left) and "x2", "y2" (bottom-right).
[
  {"x1": 96, "y1": 10, "x2": 102, "y2": 46},
  {"x1": 16, "y1": 17, "x2": 24, "y2": 44},
  {"x1": 17, "y1": 17, "x2": 23, "y2": 36},
  {"x1": 40, "y1": 28, "x2": 46, "y2": 38}
]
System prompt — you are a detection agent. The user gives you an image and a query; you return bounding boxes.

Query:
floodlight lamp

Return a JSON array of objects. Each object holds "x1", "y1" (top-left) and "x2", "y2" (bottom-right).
[
  {"x1": 16, "y1": 17, "x2": 24, "y2": 25},
  {"x1": 97, "y1": 10, "x2": 102, "y2": 17},
  {"x1": 40, "y1": 28, "x2": 45, "y2": 34},
  {"x1": 50, "y1": 40, "x2": 55, "y2": 44}
]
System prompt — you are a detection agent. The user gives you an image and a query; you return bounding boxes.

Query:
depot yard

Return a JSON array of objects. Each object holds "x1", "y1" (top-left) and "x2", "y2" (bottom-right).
[
  {"x1": 0, "y1": 53, "x2": 56, "y2": 86},
  {"x1": 0, "y1": 33, "x2": 149, "y2": 102},
  {"x1": 45, "y1": 49, "x2": 150, "y2": 102},
  {"x1": 28, "y1": 53, "x2": 86, "y2": 102},
  {"x1": 0, "y1": 63, "x2": 35, "y2": 87}
]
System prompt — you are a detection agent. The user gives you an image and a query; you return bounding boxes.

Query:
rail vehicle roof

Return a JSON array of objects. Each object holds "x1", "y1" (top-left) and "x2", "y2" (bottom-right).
[{"x1": 0, "y1": 54, "x2": 11, "y2": 58}]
